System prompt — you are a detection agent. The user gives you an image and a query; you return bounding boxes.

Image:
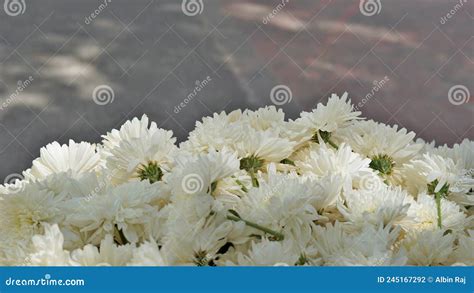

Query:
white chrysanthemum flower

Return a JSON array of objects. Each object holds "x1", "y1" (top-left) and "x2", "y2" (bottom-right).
[
  {"x1": 101, "y1": 114, "x2": 177, "y2": 185},
  {"x1": 180, "y1": 110, "x2": 243, "y2": 154},
  {"x1": 229, "y1": 238, "x2": 300, "y2": 266},
  {"x1": 23, "y1": 140, "x2": 101, "y2": 181},
  {"x1": 295, "y1": 143, "x2": 373, "y2": 192},
  {"x1": 286, "y1": 92, "x2": 361, "y2": 147},
  {"x1": 434, "y1": 139, "x2": 474, "y2": 171},
  {"x1": 340, "y1": 185, "x2": 413, "y2": 227},
  {"x1": 405, "y1": 193, "x2": 467, "y2": 232},
  {"x1": 234, "y1": 167, "x2": 318, "y2": 241},
  {"x1": 430, "y1": 139, "x2": 474, "y2": 206},
  {"x1": 166, "y1": 148, "x2": 240, "y2": 198},
  {"x1": 242, "y1": 106, "x2": 286, "y2": 131},
  {"x1": 450, "y1": 230, "x2": 474, "y2": 265},
  {"x1": 213, "y1": 170, "x2": 252, "y2": 205},
  {"x1": 402, "y1": 229, "x2": 455, "y2": 266},
  {"x1": 67, "y1": 181, "x2": 169, "y2": 244},
  {"x1": 314, "y1": 222, "x2": 406, "y2": 266},
  {"x1": 28, "y1": 224, "x2": 74, "y2": 266},
  {"x1": 162, "y1": 213, "x2": 233, "y2": 265},
  {"x1": 404, "y1": 153, "x2": 465, "y2": 195},
  {"x1": 342, "y1": 120, "x2": 423, "y2": 185},
  {"x1": 235, "y1": 127, "x2": 296, "y2": 165},
  {"x1": 0, "y1": 183, "x2": 65, "y2": 246}
]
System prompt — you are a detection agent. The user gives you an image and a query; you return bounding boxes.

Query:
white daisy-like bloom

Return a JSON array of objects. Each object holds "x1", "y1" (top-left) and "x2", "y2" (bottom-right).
[
  {"x1": 23, "y1": 140, "x2": 101, "y2": 182},
  {"x1": 313, "y1": 222, "x2": 406, "y2": 266},
  {"x1": 182, "y1": 107, "x2": 287, "y2": 154},
  {"x1": 295, "y1": 143, "x2": 373, "y2": 192},
  {"x1": 404, "y1": 193, "x2": 467, "y2": 232},
  {"x1": 228, "y1": 238, "x2": 300, "y2": 266},
  {"x1": 101, "y1": 114, "x2": 177, "y2": 185},
  {"x1": 404, "y1": 153, "x2": 465, "y2": 195},
  {"x1": 212, "y1": 170, "x2": 253, "y2": 206},
  {"x1": 165, "y1": 147, "x2": 240, "y2": 198},
  {"x1": 234, "y1": 166, "x2": 318, "y2": 241},
  {"x1": 286, "y1": 92, "x2": 361, "y2": 148},
  {"x1": 67, "y1": 181, "x2": 169, "y2": 244},
  {"x1": 339, "y1": 185, "x2": 413, "y2": 228},
  {"x1": 341, "y1": 120, "x2": 423, "y2": 185},
  {"x1": 433, "y1": 139, "x2": 474, "y2": 171},
  {"x1": 161, "y1": 213, "x2": 233, "y2": 266},
  {"x1": 180, "y1": 110, "x2": 243, "y2": 154},
  {"x1": 242, "y1": 106, "x2": 286, "y2": 131},
  {"x1": 402, "y1": 229, "x2": 455, "y2": 266},
  {"x1": 450, "y1": 230, "x2": 474, "y2": 265},
  {"x1": 0, "y1": 183, "x2": 65, "y2": 248},
  {"x1": 234, "y1": 127, "x2": 296, "y2": 165},
  {"x1": 430, "y1": 139, "x2": 474, "y2": 206}
]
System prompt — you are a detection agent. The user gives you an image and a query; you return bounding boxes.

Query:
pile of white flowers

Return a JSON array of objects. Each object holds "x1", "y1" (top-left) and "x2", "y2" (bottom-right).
[{"x1": 1, "y1": 93, "x2": 473, "y2": 266}]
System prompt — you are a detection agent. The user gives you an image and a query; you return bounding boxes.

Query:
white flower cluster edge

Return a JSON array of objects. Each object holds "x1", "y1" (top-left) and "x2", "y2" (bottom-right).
[{"x1": 1, "y1": 92, "x2": 473, "y2": 266}]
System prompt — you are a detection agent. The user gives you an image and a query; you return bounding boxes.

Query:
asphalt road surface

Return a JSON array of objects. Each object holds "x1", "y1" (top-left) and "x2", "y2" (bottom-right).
[{"x1": 0, "y1": 0, "x2": 473, "y2": 180}]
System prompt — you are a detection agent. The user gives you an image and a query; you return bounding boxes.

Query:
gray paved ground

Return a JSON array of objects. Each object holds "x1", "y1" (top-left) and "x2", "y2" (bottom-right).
[{"x1": 0, "y1": 0, "x2": 473, "y2": 179}]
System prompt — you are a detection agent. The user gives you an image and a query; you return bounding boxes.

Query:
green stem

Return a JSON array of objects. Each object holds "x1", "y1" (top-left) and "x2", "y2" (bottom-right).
[
  {"x1": 249, "y1": 169, "x2": 259, "y2": 187},
  {"x1": 227, "y1": 215, "x2": 284, "y2": 241},
  {"x1": 327, "y1": 139, "x2": 339, "y2": 150},
  {"x1": 435, "y1": 192, "x2": 442, "y2": 228}
]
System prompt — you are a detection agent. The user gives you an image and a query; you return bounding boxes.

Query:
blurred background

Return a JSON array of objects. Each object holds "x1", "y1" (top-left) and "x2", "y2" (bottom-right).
[{"x1": 0, "y1": 0, "x2": 473, "y2": 180}]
